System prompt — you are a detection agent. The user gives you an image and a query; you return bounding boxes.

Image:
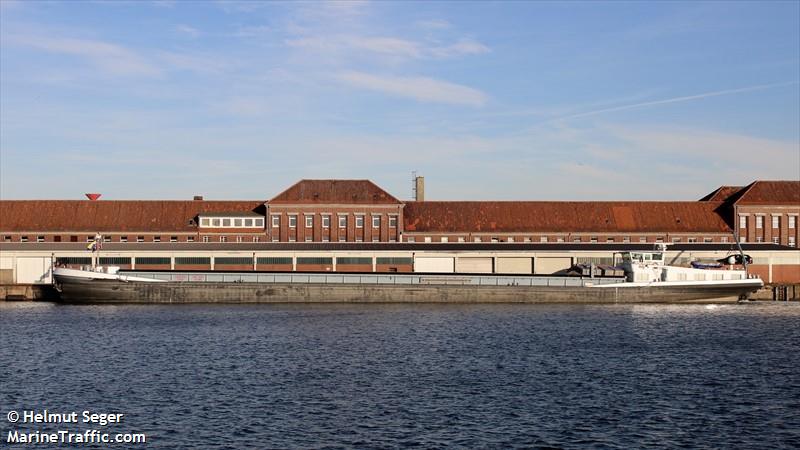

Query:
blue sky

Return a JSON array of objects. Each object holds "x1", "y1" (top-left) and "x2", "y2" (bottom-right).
[{"x1": 1, "y1": 0, "x2": 798, "y2": 200}]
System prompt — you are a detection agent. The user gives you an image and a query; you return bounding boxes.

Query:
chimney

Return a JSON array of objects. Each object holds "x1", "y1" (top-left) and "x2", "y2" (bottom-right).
[
  {"x1": 193, "y1": 195, "x2": 204, "y2": 201},
  {"x1": 85, "y1": 193, "x2": 101, "y2": 201},
  {"x1": 415, "y1": 176, "x2": 425, "y2": 202}
]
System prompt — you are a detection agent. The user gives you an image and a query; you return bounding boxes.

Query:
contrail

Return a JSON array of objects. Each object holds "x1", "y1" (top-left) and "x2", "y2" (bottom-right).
[{"x1": 557, "y1": 81, "x2": 798, "y2": 121}]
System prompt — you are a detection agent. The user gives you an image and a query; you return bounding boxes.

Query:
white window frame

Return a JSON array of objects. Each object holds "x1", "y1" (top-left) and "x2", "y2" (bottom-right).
[
  {"x1": 272, "y1": 215, "x2": 280, "y2": 228},
  {"x1": 355, "y1": 216, "x2": 364, "y2": 228},
  {"x1": 756, "y1": 216, "x2": 763, "y2": 229},
  {"x1": 739, "y1": 216, "x2": 747, "y2": 229},
  {"x1": 772, "y1": 216, "x2": 780, "y2": 229},
  {"x1": 441, "y1": 237, "x2": 448, "y2": 242},
  {"x1": 789, "y1": 216, "x2": 797, "y2": 229},
  {"x1": 202, "y1": 236, "x2": 209, "y2": 243},
  {"x1": 305, "y1": 215, "x2": 313, "y2": 228},
  {"x1": 424, "y1": 236, "x2": 432, "y2": 243},
  {"x1": 338, "y1": 215, "x2": 347, "y2": 228},
  {"x1": 288, "y1": 215, "x2": 297, "y2": 228},
  {"x1": 372, "y1": 216, "x2": 380, "y2": 228},
  {"x1": 322, "y1": 215, "x2": 330, "y2": 228},
  {"x1": 389, "y1": 216, "x2": 397, "y2": 228}
]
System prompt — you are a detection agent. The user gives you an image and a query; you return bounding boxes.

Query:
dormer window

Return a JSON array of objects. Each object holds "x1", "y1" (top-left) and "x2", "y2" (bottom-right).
[{"x1": 197, "y1": 212, "x2": 265, "y2": 229}]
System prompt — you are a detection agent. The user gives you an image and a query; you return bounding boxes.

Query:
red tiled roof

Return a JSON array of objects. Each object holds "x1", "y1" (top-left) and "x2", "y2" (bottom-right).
[
  {"x1": 403, "y1": 201, "x2": 732, "y2": 233},
  {"x1": 269, "y1": 180, "x2": 401, "y2": 204},
  {"x1": 0, "y1": 200, "x2": 264, "y2": 232},
  {"x1": 734, "y1": 180, "x2": 800, "y2": 205},
  {"x1": 699, "y1": 186, "x2": 744, "y2": 202}
]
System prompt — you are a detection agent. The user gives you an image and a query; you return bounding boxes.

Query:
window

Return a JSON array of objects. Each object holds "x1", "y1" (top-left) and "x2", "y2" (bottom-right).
[
  {"x1": 772, "y1": 216, "x2": 780, "y2": 229},
  {"x1": 37, "y1": 236, "x2": 45, "y2": 242},
  {"x1": 607, "y1": 238, "x2": 614, "y2": 243},
  {"x1": 154, "y1": 236, "x2": 161, "y2": 242},
  {"x1": 573, "y1": 237, "x2": 581, "y2": 243},
  {"x1": 222, "y1": 219, "x2": 231, "y2": 227},
  {"x1": 789, "y1": 216, "x2": 797, "y2": 229},
  {"x1": 372, "y1": 216, "x2": 380, "y2": 228},
  {"x1": 234, "y1": 219, "x2": 242, "y2": 227},
  {"x1": 408, "y1": 237, "x2": 416, "y2": 242},
  {"x1": 103, "y1": 236, "x2": 111, "y2": 242},
  {"x1": 756, "y1": 237, "x2": 763, "y2": 243},
  {"x1": 703, "y1": 238, "x2": 712, "y2": 243},
  {"x1": 424, "y1": 236, "x2": 432, "y2": 243},
  {"x1": 86, "y1": 236, "x2": 94, "y2": 242},
  {"x1": 590, "y1": 237, "x2": 598, "y2": 243},
  {"x1": 756, "y1": 216, "x2": 763, "y2": 229},
  {"x1": 389, "y1": 216, "x2": 397, "y2": 228},
  {"x1": 639, "y1": 237, "x2": 647, "y2": 243},
  {"x1": 3, "y1": 236, "x2": 10, "y2": 242},
  {"x1": 672, "y1": 237, "x2": 681, "y2": 243},
  {"x1": 772, "y1": 237, "x2": 779, "y2": 244},
  {"x1": 458, "y1": 237, "x2": 465, "y2": 242},
  {"x1": 339, "y1": 215, "x2": 347, "y2": 228},
  {"x1": 272, "y1": 215, "x2": 280, "y2": 227},
  {"x1": 254, "y1": 218, "x2": 264, "y2": 227},
  {"x1": 20, "y1": 236, "x2": 29, "y2": 242},
  {"x1": 212, "y1": 218, "x2": 221, "y2": 227},
  {"x1": 623, "y1": 237, "x2": 630, "y2": 243},
  {"x1": 656, "y1": 237, "x2": 664, "y2": 243},
  {"x1": 170, "y1": 236, "x2": 177, "y2": 242},
  {"x1": 721, "y1": 237, "x2": 728, "y2": 243},
  {"x1": 687, "y1": 238, "x2": 697, "y2": 243},
  {"x1": 202, "y1": 236, "x2": 209, "y2": 243},
  {"x1": 789, "y1": 237, "x2": 796, "y2": 247},
  {"x1": 220, "y1": 236, "x2": 227, "y2": 242},
  {"x1": 355, "y1": 216, "x2": 364, "y2": 228},
  {"x1": 524, "y1": 237, "x2": 531, "y2": 242},
  {"x1": 507, "y1": 237, "x2": 514, "y2": 243},
  {"x1": 740, "y1": 237, "x2": 746, "y2": 243},
  {"x1": 187, "y1": 236, "x2": 195, "y2": 242},
  {"x1": 289, "y1": 215, "x2": 297, "y2": 228},
  {"x1": 491, "y1": 237, "x2": 499, "y2": 243},
  {"x1": 201, "y1": 218, "x2": 210, "y2": 227},
  {"x1": 441, "y1": 237, "x2": 448, "y2": 242},
  {"x1": 137, "y1": 236, "x2": 144, "y2": 242},
  {"x1": 305, "y1": 236, "x2": 312, "y2": 242},
  {"x1": 739, "y1": 216, "x2": 747, "y2": 229},
  {"x1": 121, "y1": 236, "x2": 128, "y2": 243},
  {"x1": 556, "y1": 237, "x2": 565, "y2": 243},
  {"x1": 322, "y1": 215, "x2": 330, "y2": 228},
  {"x1": 305, "y1": 215, "x2": 313, "y2": 228},
  {"x1": 244, "y1": 219, "x2": 253, "y2": 227}
]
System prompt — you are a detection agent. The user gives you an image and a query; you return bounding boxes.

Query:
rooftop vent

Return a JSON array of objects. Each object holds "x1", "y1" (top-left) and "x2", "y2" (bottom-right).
[
  {"x1": 193, "y1": 195, "x2": 204, "y2": 201},
  {"x1": 85, "y1": 193, "x2": 101, "y2": 201}
]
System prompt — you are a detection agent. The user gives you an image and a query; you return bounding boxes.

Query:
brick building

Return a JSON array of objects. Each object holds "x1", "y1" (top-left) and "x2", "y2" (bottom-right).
[{"x1": 0, "y1": 179, "x2": 797, "y2": 247}]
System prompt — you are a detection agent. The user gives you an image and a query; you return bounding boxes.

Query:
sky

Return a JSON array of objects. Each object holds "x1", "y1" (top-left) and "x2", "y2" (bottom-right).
[{"x1": 1, "y1": 0, "x2": 798, "y2": 201}]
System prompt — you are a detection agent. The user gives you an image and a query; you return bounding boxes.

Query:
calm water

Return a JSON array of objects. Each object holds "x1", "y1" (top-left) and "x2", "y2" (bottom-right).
[{"x1": 1, "y1": 302, "x2": 799, "y2": 449}]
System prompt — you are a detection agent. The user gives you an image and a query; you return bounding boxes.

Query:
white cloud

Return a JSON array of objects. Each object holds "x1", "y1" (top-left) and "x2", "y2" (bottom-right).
[
  {"x1": 9, "y1": 34, "x2": 161, "y2": 77},
  {"x1": 430, "y1": 39, "x2": 490, "y2": 58},
  {"x1": 415, "y1": 19, "x2": 451, "y2": 30},
  {"x1": 176, "y1": 24, "x2": 201, "y2": 38},
  {"x1": 336, "y1": 71, "x2": 488, "y2": 106}
]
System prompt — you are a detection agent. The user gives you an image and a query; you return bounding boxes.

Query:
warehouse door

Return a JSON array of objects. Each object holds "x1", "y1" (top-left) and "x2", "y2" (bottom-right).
[
  {"x1": 15, "y1": 257, "x2": 51, "y2": 284},
  {"x1": 496, "y1": 257, "x2": 532, "y2": 274},
  {"x1": 455, "y1": 257, "x2": 493, "y2": 273},
  {"x1": 414, "y1": 257, "x2": 455, "y2": 273},
  {"x1": 534, "y1": 257, "x2": 572, "y2": 275}
]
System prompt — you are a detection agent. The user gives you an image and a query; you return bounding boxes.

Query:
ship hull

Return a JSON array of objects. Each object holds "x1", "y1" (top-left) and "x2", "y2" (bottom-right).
[{"x1": 55, "y1": 276, "x2": 761, "y2": 304}]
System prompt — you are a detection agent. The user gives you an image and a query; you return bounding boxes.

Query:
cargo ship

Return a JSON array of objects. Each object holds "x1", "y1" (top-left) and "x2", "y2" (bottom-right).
[{"x1": 53, "y1": 245, "x2": 763, "y2": 304}]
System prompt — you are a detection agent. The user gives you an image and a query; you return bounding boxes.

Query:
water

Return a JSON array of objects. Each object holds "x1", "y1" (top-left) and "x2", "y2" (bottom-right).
[{"x1": 1, "y1": 302, "x2": 799, "y2": 449}]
